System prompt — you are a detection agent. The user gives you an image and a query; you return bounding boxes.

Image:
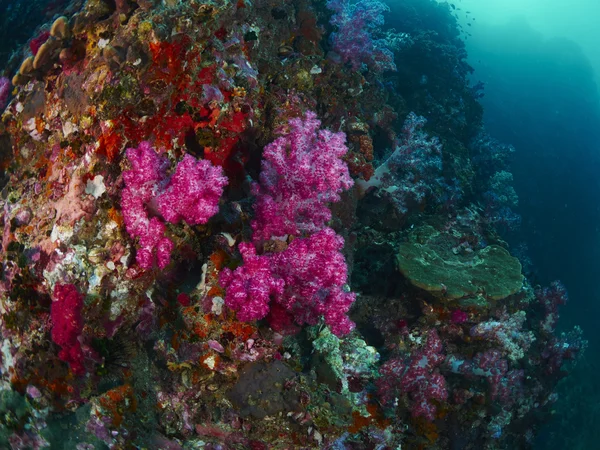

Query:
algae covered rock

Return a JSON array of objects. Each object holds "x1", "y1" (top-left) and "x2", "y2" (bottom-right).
[
  {"x1": 396, "y1": 226, "x2": 523, "y2": 300},
  {"x1": 227, "y1": 361, "x2": 299, "y2": 419}
]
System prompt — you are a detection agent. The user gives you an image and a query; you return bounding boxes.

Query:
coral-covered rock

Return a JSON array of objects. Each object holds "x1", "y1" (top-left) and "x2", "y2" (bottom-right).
[{"x1": 227, "y1": 361, "x2": 299, "y2": 419}]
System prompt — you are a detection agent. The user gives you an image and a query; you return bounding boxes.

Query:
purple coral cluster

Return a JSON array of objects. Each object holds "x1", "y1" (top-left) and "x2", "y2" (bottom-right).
[
  {"x1": 446, "y1": 349, "x2": 526, "y2": 419},
  {"x1": 252, "y1": 111, "x2": 353, "y2": 241},
  {"x1": 358, "y1": 112, "x2": 444, "y2": 214},
  {"x1": 326, "y1": 0, "x2": 396, "y2": 72},
  {"x1": 541, "y1": 326, "x2": 586, "y2": 375},
  {"x1": 121, "y1": 142, "x2": 227, "y2": 269},
  {"x1": 536, "y1": 280, "x2": 568, "y2": 333},
  {"x1": 0, "y1": 76, "x2": 10, "y2": 111},
  {"x1": 446, "y1": 350, "x2": 509, "y2": 400},
  {"x1": 377, "y1": 330, "x2": 448, "y2": 420},
  {"x1": 532, "y1": 281, "x2": 586, "y2": 374},
  {"x1": 470, "y1": 310, "x2": 535, "y2": 361}
]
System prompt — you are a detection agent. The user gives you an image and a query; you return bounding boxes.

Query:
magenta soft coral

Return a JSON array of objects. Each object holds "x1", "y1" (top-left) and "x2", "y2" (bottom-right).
[
  {"x1": 218, "y1": 242, "x2": 285, "y2": 322},
  {"x1": 121, "y1": 142, "x2": 227, "y2": 269},
  {"x1": 51, "y1": 284, "x2": 85, "y2": 375},
  {"x1": 221, "y1": 112, "x2": 356, "y2": 336},
  {"x1": 220, "y1": 228, "x2": 356, "y2": 336},
  {"x1": 252, "y1": 111, "x2": 353, "y2": 241},
  {"x1": 155, "y1": 154, "x2": 228, "y2": 225},
  {"x1": 121, "y1": 142, "x2": 173, "y2": 269},
  {"x1": 270, "y1": 228, "x2": 355, "y2": 336}
]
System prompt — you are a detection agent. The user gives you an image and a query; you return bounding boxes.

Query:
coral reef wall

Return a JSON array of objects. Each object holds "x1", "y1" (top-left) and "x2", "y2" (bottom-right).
[{"x1": 0, "y1": 0, "x2": 585, "y2": 449}]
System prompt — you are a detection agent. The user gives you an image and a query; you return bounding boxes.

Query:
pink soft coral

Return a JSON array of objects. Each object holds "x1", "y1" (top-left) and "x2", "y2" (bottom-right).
[
  {"x1": 218, "y1": 242, "x2": 285, "y2": 322},
  {"x1": 155, "y1": 154, "x2": 228, "y2": 225},
  {"x1": 220, "y1": 228, "x2": 356, "y2": 336},
  {"x1": 121, "y1": 142, "x2": 227, "y2": 269},
  {"x1": 270, "y1": 228, "x2": 356, "y2": 336},
  {"x1": 252, "y1": 111, "x2": 353, "y2": 241},
  {"x1": 121, "y1": 142, "x2": 174, "y2": 270}
]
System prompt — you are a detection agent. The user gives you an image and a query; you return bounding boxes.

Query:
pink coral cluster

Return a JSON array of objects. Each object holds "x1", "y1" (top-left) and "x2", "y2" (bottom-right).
[
  {"x1": 222, "y1": 112, "x2": 356, "y2": 336},
  {"x1": 268, "y1": 228, "x2": 355, "y2": 335},
  {"x1": 220, "y1": 228, "x2": 356, "y2": 336},
  {"x1": 121, "y1": 142, "x2": 227, "y2": 269},
  {"x1": 377, "y1": 330, "x2": 448, "y2": 420},
  {"x1": 51, "y1": 284, "x2": 85, "y2": 375},
  {"x1": 219, "y1": 242, "x2": 285, "y2": 322},
  {"x1": 450, "y1": 309, "x2": 468, "y2": 324},
  {"x1": 155, "y1": 154, "x2": 228, "y2": 225},
  {"x1": 252, "y1": 111, "x2": 353, "y2": 241}
]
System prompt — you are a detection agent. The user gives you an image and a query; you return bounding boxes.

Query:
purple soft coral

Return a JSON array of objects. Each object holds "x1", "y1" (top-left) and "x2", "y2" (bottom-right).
[
  {"x1": 0, "y1": 77, "x2": 10, "y2": 111},
  {"x1": 446, "y1": 349, "x2": 509, "y2": 401},
  {"x1": 470, "y1": 311, "x2": 535, "y2": 361},
  {"x1": 326, "y1": 0, "x2": 396, "y2": 72},
  {"x1": 220, "y1": 228, "x2": 356, "y2": 336},
  {"x1": 535, "y1": 281, "x2": 568, "y2": 333},
  {"x1": 121, "y1": 142, "x2": 226, "y2": 270},
  {"x1": 378, "y1": 330, "x2": 447, "y2": 420},
  {"x1": 357, "y1": 112, "x2": 444, "y2": 214},
  {"x1": 252, "y1": 111, "x2": 353, "y2": 241}
]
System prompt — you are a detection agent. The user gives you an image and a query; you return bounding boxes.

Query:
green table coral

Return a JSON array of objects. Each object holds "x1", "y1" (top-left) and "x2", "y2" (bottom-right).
[{"x1": 396, "y1": 226, "x2": 523, "y2": 300}]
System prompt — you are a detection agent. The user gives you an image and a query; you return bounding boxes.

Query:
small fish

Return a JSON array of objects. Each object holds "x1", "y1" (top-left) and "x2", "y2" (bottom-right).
[{"x1": 278, "y1": 45, "x2": 294, "y2": 58}]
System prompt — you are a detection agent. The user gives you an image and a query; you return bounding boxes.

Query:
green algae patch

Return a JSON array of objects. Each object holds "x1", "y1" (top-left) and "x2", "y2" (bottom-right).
[{"x1": 396, "y1": 227, "x2": 523, "y2": 301}]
